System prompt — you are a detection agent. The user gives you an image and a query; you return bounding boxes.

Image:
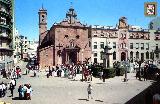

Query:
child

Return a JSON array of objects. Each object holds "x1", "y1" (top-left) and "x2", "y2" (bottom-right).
[{"x1": 87, "y1": 84, "x2": 93, "y2": 100}]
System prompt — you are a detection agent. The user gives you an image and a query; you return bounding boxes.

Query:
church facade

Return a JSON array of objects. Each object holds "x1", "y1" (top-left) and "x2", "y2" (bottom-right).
[{"x1": 38, "y1": 7, "x2": 92, "y2": 69}]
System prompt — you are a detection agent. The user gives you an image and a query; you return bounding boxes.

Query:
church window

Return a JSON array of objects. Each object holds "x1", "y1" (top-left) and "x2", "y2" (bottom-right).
[
  {"x1": 64, "y1": 35, "x2": 68, "y2": 38},
  {"x1": 89, "y1": 41, "x2": 91, "y2": 47},
  {"x1": 76, "y1": 35, "x2": 79, "y2": 39}
]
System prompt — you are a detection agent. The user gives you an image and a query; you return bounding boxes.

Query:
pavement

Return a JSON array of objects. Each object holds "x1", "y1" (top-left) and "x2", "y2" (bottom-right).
[{"x1": 0, "y1": 61, "x2": 153, "y2": 104}]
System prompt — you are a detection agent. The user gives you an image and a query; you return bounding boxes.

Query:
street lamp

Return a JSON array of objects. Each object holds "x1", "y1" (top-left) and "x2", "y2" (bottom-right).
[
  {"x1": 123, "y1": 47, "x2": 129, "y2": 82},
  {"x1": 81, "y1": 49, "x2": 84, "y2": 64}
]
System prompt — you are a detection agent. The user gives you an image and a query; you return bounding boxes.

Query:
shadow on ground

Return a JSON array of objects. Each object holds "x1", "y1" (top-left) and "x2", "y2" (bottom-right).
[
  {"x1": 125, "y1": 80, "x2": 160, "y2": 104},
  {"x1": 78, "y1": 98, "x2": 88, "y2": 101},
  {"x1": 12, "y1": 97, "x2": 28, "y2": 100}
]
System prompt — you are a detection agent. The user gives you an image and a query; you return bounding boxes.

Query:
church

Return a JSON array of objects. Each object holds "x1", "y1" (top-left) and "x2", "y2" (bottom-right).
[{"x1": 38, "y1": 6, "x2": 92, "y2": 69}]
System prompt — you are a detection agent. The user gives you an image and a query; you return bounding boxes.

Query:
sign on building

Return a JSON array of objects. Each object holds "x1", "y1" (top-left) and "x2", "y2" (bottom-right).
[{"x1": 144, "y1": 2, "x2": 157, "y2": 17}]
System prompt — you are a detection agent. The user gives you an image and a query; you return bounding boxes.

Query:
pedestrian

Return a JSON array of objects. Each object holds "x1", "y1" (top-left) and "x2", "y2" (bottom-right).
[
  {"x1": 87, "y1": 84, "x2": 93, "y2": 100},
  {"x1": 0, "y1": 83, "x2": 2, "y2": 97},
  {"x1": 143, "y1": 64, "x2": 148, "y2": 81},
  {"x1": 9, "y1": 83, "x2": 14, "y2": 97},
  {"x1": 2, "y1": 82, "x2": 6, "y2": 97},
  {"x1": 26, "y1": 84, "x2": 33, "y2": 100}
]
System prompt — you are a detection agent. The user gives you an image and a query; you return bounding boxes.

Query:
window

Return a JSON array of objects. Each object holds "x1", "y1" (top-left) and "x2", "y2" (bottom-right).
[
  {"x1": 101, "y1": 34, "x2": 104, "y2": 37},
  {"x1": 94, "y1": 58, "x2": 97, "y2": 63},
  {"x1": 136, "y1": 43, "x2": 139, "y2": 49},
  {"x1": 156, "y1": 44, "x2": 158, "y2": 50},
  {"x1": 64, "y1": 35, "x2": 68, "y2": 38},
  {"x1": 100, "y1": 42, "x2": 104, "y2": 49},
  {"x1": 94, "y1": 42, "x2": 97, "y2": 49},
  {"x1": 94, "y1": 53, "x2": 97, "y2": 57},
  {"x1": 76, "y1": 35, "x2": 79, "y2": 39},
  {"x1": 141, "y1": 34, "x2": 144, "y2": 38},
  {"x1": 141, "y1": 53, "x2": 144, "y2": 61},
  {"x1": 136, "y1": 51, "x2": 139, "y2": 59},
  {"x1": 156, "y1": 53, "x2": 159, "y2": 59},
  {"x1": 146, "y1": 43, "x2": 149, "y2": 50},
  {"x1": 141, "y1": 43, "x2": 144, "y2": 50},
  {"x1": 130, "y1": 43, "x2": 133, "y2": 49},
  {"x1": 89, "y1": 41, "x2": 91, "y2": 47},
  {"x1": 150, "y1": 52, "x2": 154, "y2": 60},
  {"x1": 130, "y1": 51, "x2": 133, "y2": 63},
  {"x1": 113, "y1": 42, "x2": 116, "y2": 48},
  {"x1": 136, "y1": 33, "x2": 139, "y2": 38},
  {"x1": 130, "y1": 33, "x2": 133, "y2": 38},
  {"x1": 146, "y1": 51, "x2": 149, "y2": 59},
  {"x1": 113, "y1": 51, "x2": 116, "y2": 60},
  {"x1": 100, "y1": 52, "x2": 103, "y2": 60}
]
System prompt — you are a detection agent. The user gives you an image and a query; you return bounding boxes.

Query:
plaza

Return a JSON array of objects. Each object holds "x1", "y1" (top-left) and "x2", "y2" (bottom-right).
[{"x1": 0, "y1": 61, "x2": 153, "y2": 104}]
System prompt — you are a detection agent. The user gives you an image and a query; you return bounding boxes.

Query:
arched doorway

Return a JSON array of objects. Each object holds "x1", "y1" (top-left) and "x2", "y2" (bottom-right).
[
  {"x1": 69, "y1": 51, "x2": 77, "y2": 64},
  {"x1": 121, "y1": 52, "x2": 126, "y2": 61}
]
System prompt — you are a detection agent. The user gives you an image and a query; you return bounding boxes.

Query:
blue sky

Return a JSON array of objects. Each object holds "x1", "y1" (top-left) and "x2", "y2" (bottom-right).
[{"x1": 15, "y1": 0, "x2": 160, "y2": 40}]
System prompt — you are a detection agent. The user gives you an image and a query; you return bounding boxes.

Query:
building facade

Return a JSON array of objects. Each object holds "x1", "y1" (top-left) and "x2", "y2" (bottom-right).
[
  {"x1": 19, "y1": 35, "x2": 29, "y2": 60},
  {"x1": 38, "y1": 6, "x2": 91, "y2": 69},
  {"x1": 38, "y1": 6, "x2": 160, "y2": 69},
  {"x1": 28, "y1": 40, "x2": 38, "y2": 59},
  {"x1": 0, "y1": 0, "x2": 14, "y2": 70},
  {"x1": 92, "y1": 17, "x2": 160, "y2": 67},
  {"x1": 13, "y1": 28, "x2": 21, "y2": 64}
]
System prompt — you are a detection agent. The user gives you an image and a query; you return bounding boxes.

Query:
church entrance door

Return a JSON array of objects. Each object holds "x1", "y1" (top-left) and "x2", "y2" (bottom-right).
[{"x1": 68, "y1": 51, "x2": 77, "y2": 64}]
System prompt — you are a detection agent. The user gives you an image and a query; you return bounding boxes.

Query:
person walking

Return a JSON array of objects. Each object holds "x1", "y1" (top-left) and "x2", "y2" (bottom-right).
[
  {"x1": 87, "y1": 84, "x2": 93, "y2": 100},
  {"x1": 9, "y1": 83, "x2": 14, "y2": 97}
]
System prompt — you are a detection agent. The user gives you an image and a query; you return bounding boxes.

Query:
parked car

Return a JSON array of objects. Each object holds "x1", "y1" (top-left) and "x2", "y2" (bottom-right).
[{"x1": 148, "y1": 64, "x2": 159, "y2": 79}]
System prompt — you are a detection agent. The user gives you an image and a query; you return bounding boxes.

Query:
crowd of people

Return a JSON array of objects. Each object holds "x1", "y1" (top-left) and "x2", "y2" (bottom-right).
[
  {"x1": 18, "y1": 84, "x2": 33, "y2": 100},
  {"x1": 0, "y1": 79, "x2": 16, "y2": 98},
  {"x1": 134, "y1": 61, "x2": 160, "y2": 81},
  {"x1": 0, "y1": 67, "x2": 22, "y2": 79},
  {"x1": 46, "y1": 64, "x2": 93, "y2": 81}
]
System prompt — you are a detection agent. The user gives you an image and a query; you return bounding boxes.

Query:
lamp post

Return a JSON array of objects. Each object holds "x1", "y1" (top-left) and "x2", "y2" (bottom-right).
[
  {"x1": 81, "y1": 49, "x2": 84, "y2": 81},
  {"x1": 81, "y1": 49, "x2": 84, "y2": 64},
  {"x1": 124, "y1": 47, "x2": 129, "y2": 82}
]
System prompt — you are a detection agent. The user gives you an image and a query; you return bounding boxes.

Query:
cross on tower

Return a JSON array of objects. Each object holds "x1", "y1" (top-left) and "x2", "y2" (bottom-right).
[{"x1": 56, "y1": 43, "x2": 63, "y2": 49}]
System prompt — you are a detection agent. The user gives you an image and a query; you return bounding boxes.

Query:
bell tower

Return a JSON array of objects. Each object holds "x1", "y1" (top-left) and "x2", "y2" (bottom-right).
[{"x1": 38, "y1": 5, "x2": 47, "y2": 45}]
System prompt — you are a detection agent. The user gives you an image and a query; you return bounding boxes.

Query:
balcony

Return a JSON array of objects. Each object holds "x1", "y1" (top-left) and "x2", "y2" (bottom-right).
[
  {"x1": 0, "y1": 0, "x2": 12, "y2": 5},
  {"x1": 0, "y1": 47, "x2": 13, "y2": 51},
  {"x1": 0, "y1": 10, "x2": 12, "y2": 19},
  {"x1": 0, "y1": 33, "x2": 12, "y2": 42},
  {"x1": 0, "y1": 24, "x2": 12, "y2": 31}
]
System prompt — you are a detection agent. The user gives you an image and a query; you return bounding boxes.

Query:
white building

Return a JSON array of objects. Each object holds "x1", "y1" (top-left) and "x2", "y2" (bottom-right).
[
  {"x1": 27, "y1": 40, "x2": 38, "y2": 59},
  {"x1": 91, "y1": 17, "x2": 160, "y2": 67},
  {"x1": 13, "y1": 28, "x2": 21, "y2": 64}
]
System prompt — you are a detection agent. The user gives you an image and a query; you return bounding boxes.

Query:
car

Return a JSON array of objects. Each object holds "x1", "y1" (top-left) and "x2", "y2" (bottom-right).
[{"x1": 148, "y1": 64, "x2": 159, "y2": 78}]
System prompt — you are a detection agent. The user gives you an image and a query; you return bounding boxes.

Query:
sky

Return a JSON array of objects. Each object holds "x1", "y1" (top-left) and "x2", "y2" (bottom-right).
[{"x1": 15, "y1": 0, "x2": 160, "y2": 40}]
